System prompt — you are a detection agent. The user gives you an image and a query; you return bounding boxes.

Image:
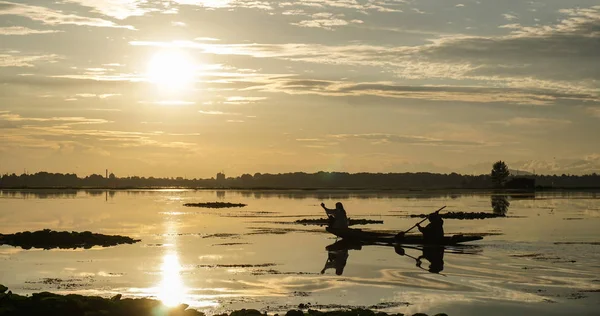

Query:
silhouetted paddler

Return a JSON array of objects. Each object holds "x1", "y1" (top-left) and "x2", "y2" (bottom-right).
[{"x1": 321, "y1": 202, "x2": 349, "y2": 229}]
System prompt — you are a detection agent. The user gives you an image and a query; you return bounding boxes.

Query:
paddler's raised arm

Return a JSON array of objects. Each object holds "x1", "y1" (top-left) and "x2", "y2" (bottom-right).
[{"x1": 320, "y1": 202, "x2": 336, "y2": 215}]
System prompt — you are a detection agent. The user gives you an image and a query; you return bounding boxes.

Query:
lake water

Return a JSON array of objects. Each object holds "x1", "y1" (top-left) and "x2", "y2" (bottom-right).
[{"x1": 1, "y1": 190, "x2": 599, "y2": 315}]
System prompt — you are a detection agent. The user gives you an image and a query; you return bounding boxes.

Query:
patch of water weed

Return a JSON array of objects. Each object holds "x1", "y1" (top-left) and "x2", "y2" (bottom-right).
[
  {"x1": 212, "y1": 242, "x2": 252, "y2": 246},
  {"x1": 554, "y1": 242, "x2": 600, "y2": 245},
  {"x1": 511, "y1": 253, "x2": 576, "y2": 263},
  {"x1": 291, "y1": 302, "x2": 411, "y2": 310},
  {"x1": 196, "y1": 263, "x2": 278, "y2": 268},
  {"x1": 580, "y1": 289, "x2": 600, "y2": 293},
  {"x1": 184, "y1": 202, "x2": 247, "y2": 208},
  {"x1": 0, "y1": 229, "x2": 140, "y2": 250},
  {"x1": 251, "y1": 269, "x2": 318, "y2": 276},
  {"x1": 294, "y1": 218, "x2": 383, "y2": 226},
  {"x1": 204, "y1": 233, "x2": 242, "y2": 239},
  {"x1": 409, "y1": 212, "x2": 508, "y2": 220},
  {"x1": 246, "y1": 227, "x2": 323, "y2": 235},
  {"x1": 24, "y1": 277, "x2": 93, "y2": 289}
]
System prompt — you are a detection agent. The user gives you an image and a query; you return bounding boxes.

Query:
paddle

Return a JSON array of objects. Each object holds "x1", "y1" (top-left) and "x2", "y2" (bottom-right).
[{"x1": 400, "y1": 205, "x2": 446, "y2": 236}]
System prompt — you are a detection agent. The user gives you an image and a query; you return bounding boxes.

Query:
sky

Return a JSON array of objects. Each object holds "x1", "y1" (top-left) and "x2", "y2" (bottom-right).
[{"x1": 0, "y1": 0, "x2": 599, "y2": 177}]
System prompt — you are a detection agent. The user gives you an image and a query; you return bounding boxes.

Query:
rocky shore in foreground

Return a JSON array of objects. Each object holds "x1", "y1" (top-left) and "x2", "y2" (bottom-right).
[{"x1": 0, "y1": 286, "x2": 447, "y2": 316}]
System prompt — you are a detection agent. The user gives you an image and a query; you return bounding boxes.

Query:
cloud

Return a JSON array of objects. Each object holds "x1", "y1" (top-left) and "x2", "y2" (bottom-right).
[
  {"x1": 174, "y1": 0, "x2": 272, "y2": 10},
  {"x1": 487, "y1": 117, "x2": 572, "y2": 127},
  {"x1": 195, "y1": 37, "x2": 220, "y2": 41},
  {"x1": 142, "y1": 100, "x2": 195, "y2": 105},
  {"x1": 198, "y1": 110, "x2": 240, "y2": 115},
  {"x1": 224, "y1": 96, "x2": 267, "y2": 104},
  {"x1": 0, "y1": 111, "x2": 112, "y2": 125},
  {"x1": 502, "y1": 13, "x2": 517, "y2": 21},
  {"x1": 329, "y1": 133, "x2": 489, "y2": 147},
  {"x1": 0, "y1": 26, "x2": 61, "y2": 35},
  {"x1": 78, "y1": 93, "x2": 120, "y2": 99},
  {"x1": 129, "y1": 4, "x2": 600, "y2": 92},
  {"x1": 0, "y1": 1, "x2": 134, "y2": 29},
  {"x1": 252, "y1": 79, "x2": 597, "y2": 105},
  {"x1": 62, "y1": 0, "x2": 152, "y2": 19},
  {"x1": 0, "y1": 53, "x2": 61, "y2": 67},
  {"x1": 280, "y1": 0, "x2": 402, "y2": 13},
  {"x1": 290, "y1": 12, "x2": 363, "y2": 30}
]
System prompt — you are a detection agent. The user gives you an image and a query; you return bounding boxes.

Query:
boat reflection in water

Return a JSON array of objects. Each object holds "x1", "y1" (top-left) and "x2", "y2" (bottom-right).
[{"x1": 322, "y1": 239, "x2": 480, "y2": 275}]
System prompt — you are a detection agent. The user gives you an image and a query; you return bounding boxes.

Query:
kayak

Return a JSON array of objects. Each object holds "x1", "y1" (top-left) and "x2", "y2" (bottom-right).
[{"x1": 326, "y1": 227, "x2": 483, "y2": 245}]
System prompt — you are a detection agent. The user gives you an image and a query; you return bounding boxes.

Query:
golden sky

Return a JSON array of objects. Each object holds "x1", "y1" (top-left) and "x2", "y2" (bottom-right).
[{"x1": 1, "y1": 0, "x2": 599, "y2": 177}]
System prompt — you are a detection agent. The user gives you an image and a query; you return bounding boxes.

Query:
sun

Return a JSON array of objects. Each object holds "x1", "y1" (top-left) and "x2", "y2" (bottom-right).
[{"x1": 146, "y1": 50, "x2": 196, "y2": 91}]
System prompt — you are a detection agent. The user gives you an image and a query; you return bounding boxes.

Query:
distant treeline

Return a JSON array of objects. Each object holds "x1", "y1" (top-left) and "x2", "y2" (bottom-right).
[{"x1": 1, "y1": 171, "x2": 599, "y2": 189}]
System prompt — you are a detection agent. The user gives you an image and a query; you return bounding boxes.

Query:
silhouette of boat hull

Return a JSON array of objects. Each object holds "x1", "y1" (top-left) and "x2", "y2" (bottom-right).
[{"x1": 326, "y1": 227, "x2": 482, "y2": 245}]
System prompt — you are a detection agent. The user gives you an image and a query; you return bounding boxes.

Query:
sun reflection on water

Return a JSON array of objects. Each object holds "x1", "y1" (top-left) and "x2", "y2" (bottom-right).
[{"x1": 158, "y1": 252, "x2": 187, "y2": 307}]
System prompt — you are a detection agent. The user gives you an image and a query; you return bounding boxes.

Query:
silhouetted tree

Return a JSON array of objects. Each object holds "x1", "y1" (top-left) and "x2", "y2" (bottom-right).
[{"x1": 491, "y1": 161, "x2": 510, "y2": 187}]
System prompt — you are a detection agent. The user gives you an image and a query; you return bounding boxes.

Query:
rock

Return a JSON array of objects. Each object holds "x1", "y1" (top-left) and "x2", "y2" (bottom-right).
[
  {"x1": 110, "y1": 294, "x2": 122, "y2": 301},
  {"x1": 287, "y1": 310, "x2": 305, "y2": 316},
  {"x1": 412, "y1": 314, "x2": 429, "y2": 316},
  {"x1": 0, "y1": 285, "x2": 7, "y2": 293},
  {"x1": 231, "y1": 309, "x2": 263, "y2": 316},
  {"x1": 433, "y1": 314, "x2": 449, "y2": 316},
  {"x1": 308, "y1": 309, "x2": 324, "y2": 316}
]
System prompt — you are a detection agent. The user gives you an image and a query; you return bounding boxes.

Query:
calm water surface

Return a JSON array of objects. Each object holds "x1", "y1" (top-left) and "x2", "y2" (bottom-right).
[{"x1": 1, "y1": 190, "x2": 599, "y2": 315}]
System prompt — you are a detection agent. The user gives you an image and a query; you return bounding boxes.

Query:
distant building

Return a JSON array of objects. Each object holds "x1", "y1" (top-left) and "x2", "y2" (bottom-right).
[{"x1": 216, "y1": 172, "x2": 225, "y2": 183}]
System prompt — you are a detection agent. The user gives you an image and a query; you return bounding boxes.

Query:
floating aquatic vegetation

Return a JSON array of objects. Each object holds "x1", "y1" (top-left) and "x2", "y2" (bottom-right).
[
  {"x1": 24, "y1": 277, "x2": 93, "y2": 290},
  {"x1": 294, "y1": 218, "x2": 384, "y2": 226},
  {"x1": 554, "y1": 242, "x2": 600, "y2": 245},
  {"x1": 183, "y1": 202, "x2": 247, "y2": 208},
  {"x1": 196, "y1": 263, "x2": 277, "y2": 268},
  {"x1": 409, "y1": 212, "x2": 507, "y2": 220},
  {"x1": 251, "y1": 269, "x2": 318, "y2": 276},
  {"x1": 510, "y1": 253, "x2": 576, "y2": 263},
  {"x1": 0, "y1": 229, "x2": 140, "y2": 250},
  {"x1": 212, "y1": 242, "x2": 252, "y2": 246}
]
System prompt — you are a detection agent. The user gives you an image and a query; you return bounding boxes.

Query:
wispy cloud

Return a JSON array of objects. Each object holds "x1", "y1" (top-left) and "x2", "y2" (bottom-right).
[
  {"x1": 198, "y1": 110, "x2": 240, "y2": 115},
  {"x1": 0, "y1": 111, "x2": 112, "y2": 125},
  {"x1": 291, "y1": 12, "x2": 363, "y2": 30},
  {"x1": 0, "y1": 53, "x2": 61, "y2": 67},
  {"x1": 251, "y1": 79, "x2": 597, "y2": 105},
  {"x1": 224, "y1": 96, "x2": 267, "y2": 104},
  {"x1": 173, "y1": 0, "x2": 272, "y2": 10},
  {"x1": 75, "y1": 93, "x2": 120, "y2": 99},
  {"x1": 63, "y1": 0, "x2": 153, "y2": 20},
  {"x1": 0, "y1": 1, "x2": 134, "y2": 29},
  {"x1": 487, "y1": 117, "x2": 572, "y2": 127},
  {"x1": 142, "y1": 100, "x2": 196, "y2": 106},
  {"x1": 0, "y1": 26, "x2": 61, "y2": 35},
  {"x1": 329, "y1": 133, "x2": 489, "y2": 147}
]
